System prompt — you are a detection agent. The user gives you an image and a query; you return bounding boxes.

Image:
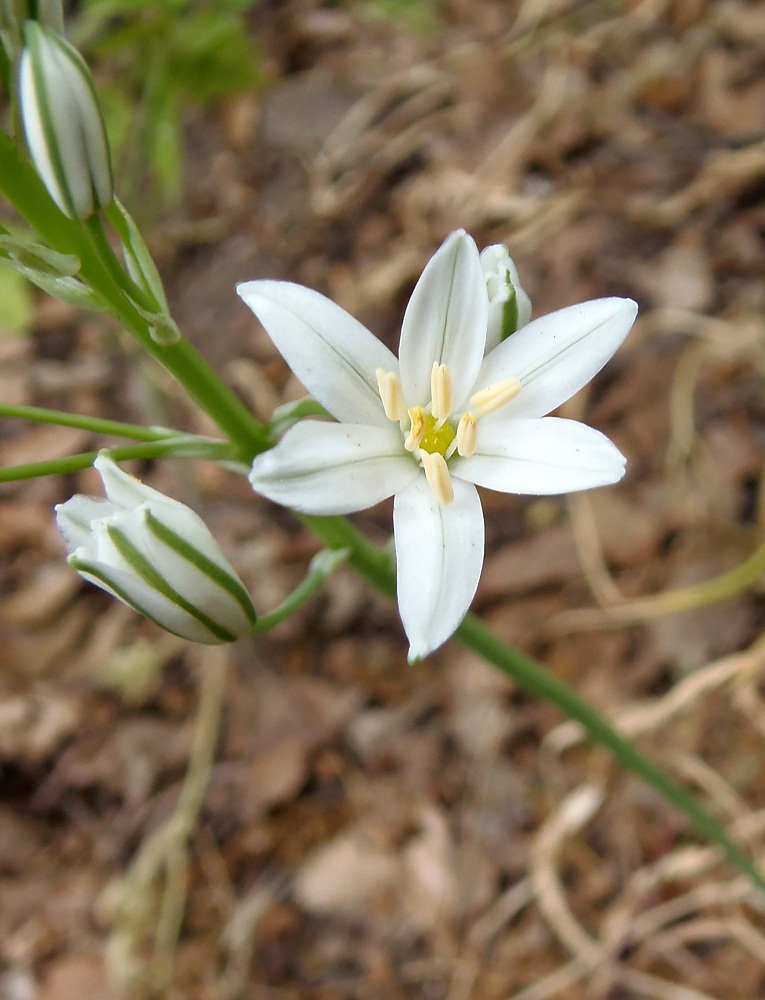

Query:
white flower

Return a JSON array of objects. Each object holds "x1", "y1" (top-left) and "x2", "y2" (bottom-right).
[
  {"x1": 239, "y1": 230, "x2": 636, "y2": 660},
  {"x1": 56, "y1": 453, "x2": 257, "y2": 644},
  {"x1": 19, "y1": 22, "x2": 113, "y2": 219}
]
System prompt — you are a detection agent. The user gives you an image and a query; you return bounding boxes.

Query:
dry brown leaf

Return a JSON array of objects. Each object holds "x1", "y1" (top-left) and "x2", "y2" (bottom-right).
[
  {"x1": 293, "y1": 826, "x2": 400, "y2": 916},
  {"x1": 37, "y1": 956, "x2": 119, "y2": 1000},
  {"x1": 0, "y1": 691, "x2": 81, "y2": 764}
]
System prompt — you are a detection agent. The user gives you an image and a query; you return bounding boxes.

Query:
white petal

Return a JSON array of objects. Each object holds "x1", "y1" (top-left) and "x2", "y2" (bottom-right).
[
  {"x1": 141, "y1": 495, "x2": 247, "y2": 573},
  {"x1": 249, "y1": 421, "x2": 419, "y2": 515},
  {"x1": 95, "y1": 452, "x2": 167, "y2": 508},
  {"x1": 72, "y1": 554, "x2": 225, "y2": 644},
  {"x1": 474, "y1": 298, "x2": 637, "y2": 419},
  {"x1": 399, "y1": 231, "x2": 488, "y2": 409},
  {"x1": 55, "y1": 495, "x2": 119, "y2": 551},
  {"x1": 452, "y1": 417, "x2": 626, "y2": 495},
  {"x1": 103, "y1": 507, "x2": 255, "y2": 637},
  {"x1": 394, "y1": 476, "x2": 484, "y2": 661},
  {"x1": 237, "y1": 280, "x2": 396, "y2": 427},
  {"x1": 93, "y1": 456, "x2": 235, "y2": 568}
]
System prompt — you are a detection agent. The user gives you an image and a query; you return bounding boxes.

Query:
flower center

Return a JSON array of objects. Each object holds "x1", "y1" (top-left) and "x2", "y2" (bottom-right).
[
  {"x1": 418, "y1": 413, "x2": 455, "y2": 456},
  {"x1": 375, "y1": 364, "x2": 522, "y2": 506}
]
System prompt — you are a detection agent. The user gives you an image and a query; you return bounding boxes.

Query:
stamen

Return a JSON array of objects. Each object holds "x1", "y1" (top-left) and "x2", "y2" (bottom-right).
[
  {"x1": 470, "y1": 376, "x2": 522, "y2": 417},
  {"x1": 376, "y1": 368, "x2": 405, "y2": 422},
  {"x1": 456, "y1": 412, "x2": 478, "y2": 457},
  {"x1": 404, "y1": 406, "x2": 426, "y2": 452},
  {"x1": 420, "y1": 451, "x2": 454, "y2": 504},
  {"x1": 430, "y1": 362, "x2": 454, "y2": 423}
]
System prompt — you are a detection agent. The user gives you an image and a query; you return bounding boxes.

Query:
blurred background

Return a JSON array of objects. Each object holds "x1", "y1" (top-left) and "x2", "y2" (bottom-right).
[{"x1": 2, "y1": 1, "x2": 765, "y2": 997}]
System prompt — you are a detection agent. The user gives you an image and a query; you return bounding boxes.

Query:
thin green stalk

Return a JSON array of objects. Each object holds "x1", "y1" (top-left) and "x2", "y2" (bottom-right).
[
  {"x1": 0, "y1": 438, "x2": 234, "y2": 482},
  {"x1": 0, "y1": 133, "x2": 270, "y2": 458},
  {"x1": 251, "y1": 548, "x2": 350, "y2": 634},
  {"x1": 302, "y1": 512, "x2": 765, "y2": 893},
  {"x1": 84, "y1": 213, "x2": 157, "y2": 316},
  {"x1": 300, "y1": 514, "x2": 396, "y2": 597},
  {"x1": 0, "y1": 401, "x2": 181, "y2": 440}
]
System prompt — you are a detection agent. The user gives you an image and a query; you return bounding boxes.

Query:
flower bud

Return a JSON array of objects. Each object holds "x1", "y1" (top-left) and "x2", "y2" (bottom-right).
[
  {"x1": 55, "y1": 454, "x2": 257, "y2": 644},
  {"x1": 19, "y1": 21, "x2": 113, "y2": 219},
  {"x1": 480, "y1": 243, "x2": 532, "y2": 353}
]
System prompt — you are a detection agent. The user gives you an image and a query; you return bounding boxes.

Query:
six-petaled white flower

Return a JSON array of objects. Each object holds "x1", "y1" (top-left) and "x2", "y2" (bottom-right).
[{"x1": 239, "y1": 230, "x2": 636, "y2": 660}]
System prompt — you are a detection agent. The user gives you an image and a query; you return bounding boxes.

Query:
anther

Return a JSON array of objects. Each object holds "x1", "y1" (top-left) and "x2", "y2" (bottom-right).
[
  {"x1": 430, "y1": 362, "x2": 454, "y2": 423},
  {"x1": 456, "y1": 412, "x2": 478, "y2": 457},
  {"x1": 404, "y1": 406, "x2": 426, "y2": 452},
  {"x1": 376, "y1": 368, "x2": 406, "y2": 422},
  {"x1": 420, "y1": 451, "x2": 454, "y2": 504},
  {"x1": 470, "y1": 376, "x2": 522, "y2": 418}
]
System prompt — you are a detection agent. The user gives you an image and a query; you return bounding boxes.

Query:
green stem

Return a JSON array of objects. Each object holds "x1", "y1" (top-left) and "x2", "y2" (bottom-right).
[
  {"x1": 0, "y1": 401, "x2": 181, "y2": 441},
  {"x1": 84, "y1": 213, "x2": 157, "y2": 316},
  {"x1": 301, "y1": 512, "x2": 765, "y2": 893},
  {"x1": 300, "y1": 514, "x2": 396, "y2": 597},
  {"x1": 251, "y1": 548, "x2": 350, "y2": 634},
  {"x1": 0, "y1": 133, "x2": 270, "y2": 459},
  {"x1": 0, "y1": 438, "x2": 234, "y2": 482}
]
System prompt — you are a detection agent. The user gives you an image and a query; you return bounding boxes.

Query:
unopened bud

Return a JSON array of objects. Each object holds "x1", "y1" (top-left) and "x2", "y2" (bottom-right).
[
  {"x1": 480, "y1": 244, "x2": 532, "y2": 353},
  {"x1": 56, "y1": 454, "x2": 257, "y2": 644},
  {"x1": 19, "y1": 22, "x2": 113, "y2": 219}
]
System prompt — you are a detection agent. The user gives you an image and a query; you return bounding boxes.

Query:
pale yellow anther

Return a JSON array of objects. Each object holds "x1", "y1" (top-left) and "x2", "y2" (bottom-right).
[
  {"x1": 456, "y1": 412, "x2": 478, "y2": 457},
  {"x1": 420, "y1": 451, "x2": 454, "y2": 505},
  {"x1": 430, "y1": 362, "x2": 454, "y2": 422},
  {"x1": 404, "y1": 406, "x2": 426, "y2": 452},
  {"x1": 469, "y1": 376, "x2": 522, "y2": 418},
  {"x1": 376, "y1": 368, "x2": 406, "y2": 422}
]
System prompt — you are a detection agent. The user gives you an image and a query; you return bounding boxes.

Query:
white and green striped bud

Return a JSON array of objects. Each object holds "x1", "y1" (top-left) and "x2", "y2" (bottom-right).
[
  {"x1": 480, "y1": 243, "x2": 532, "y2": 353},
  {"x1": 19, "y1": 21, "x2": 113, "y2": 219},
  {"x1": 55, "y1": 454, "x2": 257, "y2": 644}
]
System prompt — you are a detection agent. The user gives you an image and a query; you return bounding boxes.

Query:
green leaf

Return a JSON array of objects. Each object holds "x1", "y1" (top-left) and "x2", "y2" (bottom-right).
[
  {"x1": 0, "y1": 232, "x2": 107, "y2": 311},
  {"x1": 0, "y1": 232, "x2": 79, "y2": 275},
  {"x1": 107, "y1": 197, "x2": 169, "y2": 311},
  {"x1": 20, "y1": 270, "x2": 107, "y2": 311}
]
